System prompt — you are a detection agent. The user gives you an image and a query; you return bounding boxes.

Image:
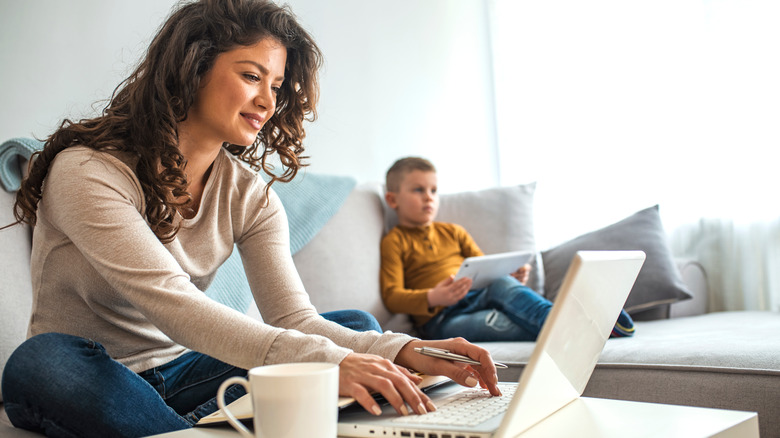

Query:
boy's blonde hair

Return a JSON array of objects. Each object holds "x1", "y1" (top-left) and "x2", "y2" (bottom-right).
[{"x1": 385, "y1": 157, "x2": 436, "y2": 192}]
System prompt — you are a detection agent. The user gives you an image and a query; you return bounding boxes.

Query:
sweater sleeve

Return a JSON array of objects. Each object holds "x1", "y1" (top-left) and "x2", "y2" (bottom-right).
[
  {"x1": 379, "y1": 230, "x2": 441, "y2": 320},
  {"x1": 456, "y1": 225, "x2": 484, "y2": 259},
  {"x1": 235, "y1": 186, "x2": 413, "y2": 363}
]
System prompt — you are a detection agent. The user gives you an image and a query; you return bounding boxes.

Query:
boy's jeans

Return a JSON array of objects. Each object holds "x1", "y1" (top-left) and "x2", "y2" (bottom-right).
[
  {"x1": 1, "y1": 309, "x2": 381, "y2": 438},
  {"x1": 420, "y1": 276, "x2": 553, "y2": 342}
]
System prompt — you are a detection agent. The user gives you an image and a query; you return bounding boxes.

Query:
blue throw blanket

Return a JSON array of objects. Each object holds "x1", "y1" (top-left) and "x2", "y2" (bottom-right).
[{"x1": 0, "y1": 137, "x2": 44, "y2": 191}]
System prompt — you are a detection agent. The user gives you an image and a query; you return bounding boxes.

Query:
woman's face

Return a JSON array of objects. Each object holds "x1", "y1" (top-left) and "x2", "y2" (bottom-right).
[{"x1": 185, "y1": 37, "x2": 287, "y2": 148}]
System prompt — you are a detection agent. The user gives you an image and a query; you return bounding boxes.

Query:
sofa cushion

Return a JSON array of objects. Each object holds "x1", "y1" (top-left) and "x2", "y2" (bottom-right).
[
  {"x1": 488, "y1": 311, "x2": 780, "y2": 379},
  {"x1": 0, "y1": 190, "x2": 33, "y2": 403},
  {"x1": 541, "y1": 205, "x2": 692, "y2": 315},
  {"x1": 293, "y1": 183, "x2": 395, "y2": 325},
  {"x1": 1, "y1": 407, "x2": 40, "y2": 437}
]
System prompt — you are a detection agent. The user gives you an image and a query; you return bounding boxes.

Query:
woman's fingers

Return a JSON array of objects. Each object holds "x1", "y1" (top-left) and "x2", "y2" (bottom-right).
[
  {"x1": 445, "y1": 339, "x2": 501, "y2": 396},
  {"x1": 347, "y1": 382, "x2": 383, "y2": 416},
  {"x1": 395, "y1": 364, "x2": 424, "y2": 384},
  {"x1": 395, "y1": 339, "x2": 502, "y2": 397},
  {"x1": 340, "y1": 353, "x2": 433, "y2": 416},
  {"x1": 382, "y1": 370, "x2": 427, "y2": 415},
  {"x1": 365, "y1": 372, "x2": 410, "y2": 416},
  {"x1": 340, "y1": 340, "x2": 502, "y2": 419}
]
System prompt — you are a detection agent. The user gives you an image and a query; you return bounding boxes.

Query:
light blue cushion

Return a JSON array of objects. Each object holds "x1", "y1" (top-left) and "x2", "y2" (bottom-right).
[{"x1": 206, "y1": 173, "x2": 356, "y2": 312}]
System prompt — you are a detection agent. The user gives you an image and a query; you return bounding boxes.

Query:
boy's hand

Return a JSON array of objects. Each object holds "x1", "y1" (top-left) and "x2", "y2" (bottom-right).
[
  {"x1": 510, "y1": 264, "x2": 531, "y2": 285},
  {"x1": 428, "y1": 275, "x2": 472, "y2": 308}
]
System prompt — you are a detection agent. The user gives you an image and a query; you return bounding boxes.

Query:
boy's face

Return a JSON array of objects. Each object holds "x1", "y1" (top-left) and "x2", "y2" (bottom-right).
[{"x1": 386, "y1": 170, "x2": 439, "y2": 228}]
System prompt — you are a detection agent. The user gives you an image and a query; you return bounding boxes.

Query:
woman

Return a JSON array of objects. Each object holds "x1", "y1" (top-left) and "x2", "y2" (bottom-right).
[{"x1": 1, "y1": 1, "x2": 500, "y2": 437}]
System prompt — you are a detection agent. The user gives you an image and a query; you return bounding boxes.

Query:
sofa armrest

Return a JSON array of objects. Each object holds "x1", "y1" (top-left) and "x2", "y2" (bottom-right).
[{"x1": 670, "y1": 259, "x2": 709, "y2": 318}]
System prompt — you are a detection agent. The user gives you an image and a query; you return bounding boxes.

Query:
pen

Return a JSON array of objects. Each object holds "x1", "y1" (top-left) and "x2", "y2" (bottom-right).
[{"x1": 414, "y1": 347, "x2": 508, "y2": 369}]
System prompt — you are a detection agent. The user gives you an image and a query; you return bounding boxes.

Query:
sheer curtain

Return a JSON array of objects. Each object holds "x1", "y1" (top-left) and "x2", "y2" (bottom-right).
[{"x1": 488, "y1": 0, "x2": 780, "y2": 311}]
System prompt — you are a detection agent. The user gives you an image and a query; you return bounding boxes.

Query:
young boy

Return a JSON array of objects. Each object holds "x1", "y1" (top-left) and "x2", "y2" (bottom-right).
[{"x1": 380, "y1": 157, "x2": 635, "y2": 341}]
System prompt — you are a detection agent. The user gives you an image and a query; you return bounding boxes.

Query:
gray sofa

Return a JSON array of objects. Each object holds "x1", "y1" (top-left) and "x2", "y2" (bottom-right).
[{"x1": 2, "y1": 171, "x2": 779, "y2": 437}]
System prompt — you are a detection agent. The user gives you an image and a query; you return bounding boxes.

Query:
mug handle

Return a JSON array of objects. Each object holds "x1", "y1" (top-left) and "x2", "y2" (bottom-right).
[{"x1": 217, "y1": 376, "x2": 254, "y2": 438}]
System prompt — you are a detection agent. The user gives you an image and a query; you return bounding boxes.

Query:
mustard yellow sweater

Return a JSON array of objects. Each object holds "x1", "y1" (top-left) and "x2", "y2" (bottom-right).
[{"x1": 380, "y1": 222, "x2": 483, "y2": 325}]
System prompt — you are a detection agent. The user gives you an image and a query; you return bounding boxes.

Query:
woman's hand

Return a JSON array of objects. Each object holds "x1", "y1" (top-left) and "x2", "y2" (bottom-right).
[
  {"x1": 339, "y1": 352, "x2": 434, "y2": 417},
  {"x1": 427, "y1": 275, "x2": 472, "y2": 308},
  {"x1": 394, "y1": 338, "x2": 502, "y2": 397}
]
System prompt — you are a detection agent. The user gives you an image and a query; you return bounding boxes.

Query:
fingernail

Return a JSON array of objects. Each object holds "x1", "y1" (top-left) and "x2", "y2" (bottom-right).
[
  {"x1": 465, "y1": 376, "x2": 479, "y2": 387},
  {"x1": 417, "y1": 403, "x2": 427, "y2": 415},
  {"x1": 400, "y1": 405, "x2": 409, "y2": 416},
  {"x1": 372, "y1": 405, "x2": 382, "y2": 416},
  {"x1": 426, "y1": 401, "x2": 437, "y2": 412}
]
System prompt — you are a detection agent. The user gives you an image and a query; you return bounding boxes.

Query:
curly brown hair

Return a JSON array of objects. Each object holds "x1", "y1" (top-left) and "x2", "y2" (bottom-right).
[{"x1": 10, "y1": 0, "x2": 322, "y2": 242}]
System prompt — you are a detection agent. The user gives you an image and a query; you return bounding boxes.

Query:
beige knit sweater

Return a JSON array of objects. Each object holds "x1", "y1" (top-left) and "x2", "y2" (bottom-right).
[{"x1": 29, "y1": 146, "x2": 411, "y2": 373}]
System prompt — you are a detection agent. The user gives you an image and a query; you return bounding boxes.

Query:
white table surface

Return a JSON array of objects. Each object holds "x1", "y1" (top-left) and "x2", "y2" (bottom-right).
[{"x1": 148, "y1": 397, "x2": 759, "y2": 438}]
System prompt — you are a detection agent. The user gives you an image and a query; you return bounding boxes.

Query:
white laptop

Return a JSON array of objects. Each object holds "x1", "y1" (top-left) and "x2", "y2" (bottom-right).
[
  {"x1": 338, "y1": 250, "x2": 646, "y2": 438},
  {"x1": 453, "y1": 250, "x2": 535, "y2": 289}
]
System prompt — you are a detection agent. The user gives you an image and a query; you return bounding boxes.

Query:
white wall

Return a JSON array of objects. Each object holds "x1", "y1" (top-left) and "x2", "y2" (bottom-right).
[
  {"x1": 0, "y1": 0, "x2": 498, "y2": 193},
  {"x1": 490, "y1": 0, "x2": 780, "y2": 247},
  {"x1": 287, "y1": 0, "x2": 497, "y2": 191},
  {"x1": 0, "y1": 1, "x2": 176, "y2": 142}
]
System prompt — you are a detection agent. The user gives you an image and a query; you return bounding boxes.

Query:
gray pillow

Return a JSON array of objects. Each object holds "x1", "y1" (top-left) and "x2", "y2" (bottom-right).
[{"x1": 541, "y1": 205, "x2": 692, "y2": 314}]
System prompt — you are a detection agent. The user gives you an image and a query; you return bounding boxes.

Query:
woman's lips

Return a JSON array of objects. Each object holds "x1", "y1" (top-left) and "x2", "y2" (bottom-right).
[{"x1": 241, "y1": 113, "x2": 265, "y2": 130}]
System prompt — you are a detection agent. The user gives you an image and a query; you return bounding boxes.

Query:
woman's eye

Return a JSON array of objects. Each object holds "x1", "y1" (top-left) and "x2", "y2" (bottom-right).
[
  {"x1": 244, "y1": 73, "x2": 261, "y2": 82},
  {"x1": 271, "y1": 86, "x2": 281, "y2": 94}
]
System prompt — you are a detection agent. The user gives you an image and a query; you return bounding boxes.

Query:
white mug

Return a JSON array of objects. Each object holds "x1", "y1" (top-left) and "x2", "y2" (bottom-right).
[{"x1": 217, "y1": 362, "x2": 339, "y2": 438}]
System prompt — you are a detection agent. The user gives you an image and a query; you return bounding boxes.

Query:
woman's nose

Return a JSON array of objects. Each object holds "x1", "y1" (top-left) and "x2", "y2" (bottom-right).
[{"x1": 254, "y1": 87, "x2": 275, "y2": 111}]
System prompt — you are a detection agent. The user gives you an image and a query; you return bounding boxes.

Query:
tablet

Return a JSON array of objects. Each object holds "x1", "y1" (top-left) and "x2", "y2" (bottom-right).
[{"x1": 453, "y1": 250, "x2": 534, "y2": 289}]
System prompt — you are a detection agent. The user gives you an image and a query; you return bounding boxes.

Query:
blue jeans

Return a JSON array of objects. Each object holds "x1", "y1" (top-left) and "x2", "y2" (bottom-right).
[
  {"x1": 419, "y1": 276, "x2": 553, "y2": 342},
  {"x1": 1, "y1": 309, "x2": 380, "y2": 438}
]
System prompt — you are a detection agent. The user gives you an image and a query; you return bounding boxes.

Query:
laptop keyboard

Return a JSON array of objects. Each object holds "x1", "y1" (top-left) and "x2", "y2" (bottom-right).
[{"x1": 393, "y1": 383, "x2": 517, "y2": 427}]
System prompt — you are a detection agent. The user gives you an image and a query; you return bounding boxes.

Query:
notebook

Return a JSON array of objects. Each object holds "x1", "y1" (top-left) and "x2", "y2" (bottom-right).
[
  {"x1": 453, "y1": 250, "x2": 535, "y2": 289},
  {"x1": 338, "y1": 250, "x2": 646, "y2": 438}
]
